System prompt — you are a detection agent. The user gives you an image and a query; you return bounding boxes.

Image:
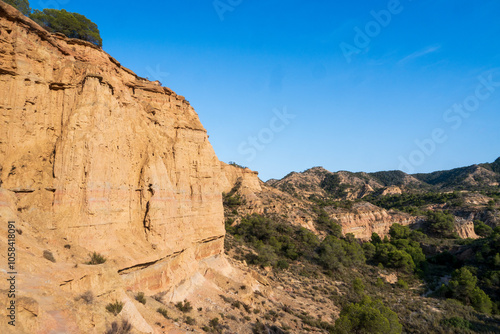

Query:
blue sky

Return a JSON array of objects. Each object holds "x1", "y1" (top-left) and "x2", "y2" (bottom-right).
[{"x1": 32, "y1": 0, "x2": 500, "y2": 180}]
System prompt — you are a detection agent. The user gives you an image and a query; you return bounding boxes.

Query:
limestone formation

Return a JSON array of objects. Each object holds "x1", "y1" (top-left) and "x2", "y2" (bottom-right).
[{"x1": 0, "y1": 2, "x2": 227, "y2": 332}]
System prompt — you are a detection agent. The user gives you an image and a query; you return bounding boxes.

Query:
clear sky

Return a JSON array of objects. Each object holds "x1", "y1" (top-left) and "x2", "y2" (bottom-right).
[{"x1": 32, "y1": 0, "x2": 500, "y2": 181}]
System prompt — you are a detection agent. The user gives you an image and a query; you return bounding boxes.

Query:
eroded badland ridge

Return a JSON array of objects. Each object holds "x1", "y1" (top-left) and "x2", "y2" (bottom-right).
[
  {"x1": 1, "y1": 2, "x2": 500, "y2": 333},
  {"x1": 0, "y1": 2, "x2": 265, "y2": 333}
]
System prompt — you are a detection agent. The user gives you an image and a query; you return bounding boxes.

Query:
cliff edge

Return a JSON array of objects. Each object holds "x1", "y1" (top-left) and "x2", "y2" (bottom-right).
[{"x1": 0, "y1": 2, "x2": 229, "y2": 332}]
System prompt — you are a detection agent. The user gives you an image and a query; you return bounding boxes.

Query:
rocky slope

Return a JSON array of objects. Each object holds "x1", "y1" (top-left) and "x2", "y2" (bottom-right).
[
  {"x1": 225, "y1": 160, "x2": 499, "y2": 240},
  {"x1": 0, "y1": 3, "x2": 250, "y2": 333},
  {"x1": 222, "y1": 167, "x2": 420, "y2": 240}
]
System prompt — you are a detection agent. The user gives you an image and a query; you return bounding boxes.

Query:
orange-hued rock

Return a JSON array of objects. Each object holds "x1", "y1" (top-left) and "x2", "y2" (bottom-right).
[
  {"x1": 329, "y1": 202, "x2": 419, "y2": 240},
  {"x1": 220, "y1": 162, "x2": 262, "y2": 196},
  {"x1": 454, "y1": 217, "x2": 479, "y2": 239},
  {"x1": 0, "y1": 0, "x2": 224, "y2": 267},
  {"x1": 0, "y1": 2, "x2": 225, "y2": 332}
]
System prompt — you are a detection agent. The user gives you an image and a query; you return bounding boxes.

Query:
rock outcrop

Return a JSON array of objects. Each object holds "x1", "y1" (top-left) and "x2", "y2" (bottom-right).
[
  {"x1": 454, "y1": 217, "x2": 479, "y2": 239},
  {"x1": 328, "y1": 202, "x2": 419, "y2": 240},
  {"x1": 0, "y1": 2, "x2": 226, "y2": 332}
]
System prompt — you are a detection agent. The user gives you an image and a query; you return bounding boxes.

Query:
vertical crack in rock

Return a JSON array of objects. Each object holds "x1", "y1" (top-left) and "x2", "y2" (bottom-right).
[{"x1": 143, "y1": 200, "x2": 151, "y2": 231}]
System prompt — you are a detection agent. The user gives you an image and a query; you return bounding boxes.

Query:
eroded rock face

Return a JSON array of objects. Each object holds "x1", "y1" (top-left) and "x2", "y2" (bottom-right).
[
  {"x1": 454, "y1": 217, "x2": 479, "y2": 239},
  {"x1": 0, "y1": 0, "x2": 223, "y2": 291},
  {"x1": 329, "y1": 202, "x2": 419, "y2": 240}
]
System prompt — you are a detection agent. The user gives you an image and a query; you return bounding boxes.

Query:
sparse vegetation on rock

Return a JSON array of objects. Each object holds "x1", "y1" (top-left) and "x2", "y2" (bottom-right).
[
  {"x1": 106, "y1": 301, "x2": 124, "y2": 316},
  {"x1": 157, "y1": 307, "x2": 169, "y2": 319},
  {"x1": 76, "y1": 291, "x2": 94, "y2": 304},
  {"x1": 175, "y1": 299, "x2": 193, "y2": 313},
  {"x1": 87, "y1": 252, "x2": 106, "y2": 265},
  {"x1": 105, "y1": 320, "x2": 132, "y2": 334},
  {"x1": 135, "y1": 292, "x2": 146, "y2": 305}
]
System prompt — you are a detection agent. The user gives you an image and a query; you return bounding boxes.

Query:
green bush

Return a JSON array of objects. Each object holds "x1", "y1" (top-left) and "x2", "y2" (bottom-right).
[
  {"x1": 87, "y1": 252, "x2": 106, "y2": 265},
  {"x1": 396, "y1": 279, "x2": 409, "y2": 290},
  {"x1": 30, "y1": 9, "x2": 102, "y2": 47},
  {"x1": 230, "y1": 214, "x2": 320, "y2": 267},
  {"x1": 389, "y1": 224, "x2": 411, "y2": 240},
  {"x1": 223, "y1": 192, "x2": 244, "y2": 207},
  {"x1": 175, "y1": 300, "x2": 193, "y2": 313},
  {"x1": 4, "y1": 0, "x2": 31, "y2": 15},
  {"x1": 276, "y1": 259, "x2": 289, "y2": 269},
  {"x1": 441, "y1": 317, "x2": 471, "y2": 330},
  {"x1": 448, "y1": 267, "x2": 493, "y2": 314},
  {"x1": 157, "y1": 307, "x2": 169, "y2": 319},
  {"x1": 318, "y1": 235, "x2": 365, "y2": 270},
  {"x1": 106, "y1": 301, "x2": 124, "y2": 316},
  {"x1": 426, "y1": 211, "x2": 457, "y2": 238},
  {"x1": 352, "y1": 278, "x2": 365, "y2": 295},
  {"x1": 366, "y1": 192, "x2": 460, "y2": 215},
  {"x1": 333, "y1": 296, "x2": 402, "y2": 334},
  {"x1": 135, "y1": 292, "x2": 146, "y2": 305},
  {"x1": 474, "y1": 220, "x2": 493, "y2": 237},
  {"x1": 362, "y1": 242, "x2": 376, "y2": 260},
  {"x1": 320, "y1": 173, "x2": 350, "y2": 199},
  {"x1": 315, "y1": 208, "x2": 342, "y2": 236}
]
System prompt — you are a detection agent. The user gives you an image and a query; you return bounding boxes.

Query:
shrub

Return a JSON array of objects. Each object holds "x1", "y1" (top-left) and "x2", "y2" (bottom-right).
[
  {"x1": 135, "y1": 292, "x2": 146, "y2": 305},
  {"x1": 426, "y1": 211, "x2": 457, "y2": 238},
  {"x1": 30, "y1": 9, "x2": 102, "y2": 47},
  {"x1": 389, "y1": 223, "x2": 411, "y2": 240},
  {"x1": 352, "y1": 278, "x2": 365, "y2": 295},
  {"x1": 223, "y1": 192, "x2": 244, "y2": 207},
  {"x1": 106, "y1": 301, "x2": 124, "y2": 316},
  {"x1": 78, "y1": 291, "x2": 94, "y2": 304},
  {"x1": 320, "y1": 173, "x2": 350, "y2": 198},
  {"x1": 4, "y1": 0, "x2": 31, "y2": 16},
  {"x1": 105, "y1": 320, "x2": 132, "y2": 334},
  {"x1": 152, "y1": 292, "x2": 165, "y2": 303},
  {"x1": 396, "y1": 279, "x2": 409, "y2": 290},
  {"x1": 362, "y1": 242, "x2": 376, "y2": 260},
  {"x1": 43, "y1": 250, "x2": 56, "y2": 263},
  {"x1": 315, "y1": 209, "x2": 342, "y2": 236},
  {"x1": 175, "y1": 300, "x2": 193, "y2": 313},
  {"x1": 87, "y1": 252, "x2": 106, "y2": 265},
  {"x1": 319, "y1": 235, "x2": 365, "y2": 270},
  {"x1": 448, "y1": 267, "x2": 493, "y2": 313},
  {"x1": 157, "y1": 307, "x2": 169, "y2": 319},
  {"x1": 474, "y1": 220, "x2": 494, "y2": 237},
  {"x1": 441, "y1": 317, "x2": 471, "y2": 329},
  {"x1": 276, "y1": 259, "x2": 289, "y2": 269},
  {"x1": 185, "y1": 316, "x2": 196, "y2": 325},
  {"x1": 333, "y1": 296, "x2": 402, "y2": 334},
  {"x1": 209, "y1": 317, "x2": 219, "y2": 326}
]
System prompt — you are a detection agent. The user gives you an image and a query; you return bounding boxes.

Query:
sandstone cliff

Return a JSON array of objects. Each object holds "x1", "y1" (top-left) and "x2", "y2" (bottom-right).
[{"x1": 0, "y1": 2, "x2": 229, "y2": 332}]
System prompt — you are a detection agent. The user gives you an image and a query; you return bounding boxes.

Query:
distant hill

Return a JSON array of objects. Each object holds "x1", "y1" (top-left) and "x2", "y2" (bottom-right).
[
  {"x1": 270, "y1": 157, "x2": 500, "y2": 200},
  {"x1": 414, "y1": 159, "x2": 500, "y2": 191}
]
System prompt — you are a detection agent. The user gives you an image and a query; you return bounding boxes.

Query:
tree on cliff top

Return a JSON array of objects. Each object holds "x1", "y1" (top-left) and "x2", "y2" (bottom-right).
[
  {"x1": 30, "y1": 8, "x2": 102, "y2": 47},
  {"x1": 4, "y1": 0, "x2": 31, "y2": 15},
  {"x1": 3, "y1": 0, "x2": 102, "y2": 47}
]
